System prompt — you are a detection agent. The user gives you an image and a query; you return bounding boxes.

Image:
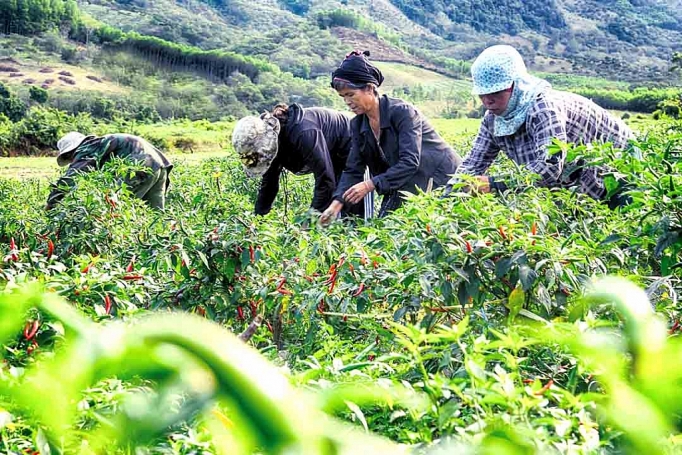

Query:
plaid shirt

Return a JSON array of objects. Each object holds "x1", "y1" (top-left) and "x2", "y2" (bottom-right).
[{"x1": 456, "y1": 90, "x2": 634, "y2": 199}]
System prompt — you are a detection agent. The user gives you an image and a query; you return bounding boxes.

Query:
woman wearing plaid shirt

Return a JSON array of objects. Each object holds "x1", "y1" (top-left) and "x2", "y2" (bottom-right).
[{"x1": 447, "y1": 45, "x2": 634, "y2": 208}]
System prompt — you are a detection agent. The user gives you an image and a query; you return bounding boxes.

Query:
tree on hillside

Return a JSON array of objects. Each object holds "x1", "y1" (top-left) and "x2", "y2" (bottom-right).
[
  {"x1": 0, "y1": 0, "x2": 80, "y2": 35},
  {"x1": 673, "y1": 52, "x2": 682, "y2": 74}
]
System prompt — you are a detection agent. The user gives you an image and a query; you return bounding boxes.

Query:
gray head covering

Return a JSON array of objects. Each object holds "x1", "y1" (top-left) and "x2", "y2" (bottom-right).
[{"x1": 232, "y1": 112, "x2": 281, "y2": 178}]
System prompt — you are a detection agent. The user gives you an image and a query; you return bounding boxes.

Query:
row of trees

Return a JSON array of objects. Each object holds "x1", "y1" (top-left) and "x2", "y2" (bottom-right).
[
  {"x1": 85, "y1": 26, "x2": 276, "y2": 83},
  {"x1": 574, "y1": 87, "x2": 682, "y2": 114},
  {"x1": 0, "y1": 0, "x2": 80, "y2": 35}
]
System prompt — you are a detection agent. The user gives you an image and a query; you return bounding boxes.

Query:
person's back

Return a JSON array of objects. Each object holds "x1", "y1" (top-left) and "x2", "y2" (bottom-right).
[
  {"x1": 279, "y1": 105, "x2": 352, "y2": 175},
  {"x1": 47, "y1": 132, "x2": 172, "y2": 210},
  {"x1": 535, "y1": 90, "x2": 633, "y2": 148}
]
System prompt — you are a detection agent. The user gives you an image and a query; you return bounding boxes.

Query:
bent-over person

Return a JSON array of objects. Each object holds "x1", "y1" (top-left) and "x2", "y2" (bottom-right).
[
  {"x1": 232, "y1": 103, "x2": 362, "y2": 216},
  {"x1": 46, "y1": 132, "x2": 173, "y2": 210},
  {"x1": 446, "y1": 45, "x2": 634, "y2": 208}
]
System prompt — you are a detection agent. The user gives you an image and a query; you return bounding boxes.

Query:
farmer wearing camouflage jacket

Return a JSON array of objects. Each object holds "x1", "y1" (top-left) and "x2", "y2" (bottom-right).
[{"x1": 46, "y1": 132, "x2": 173, "y2": 210}]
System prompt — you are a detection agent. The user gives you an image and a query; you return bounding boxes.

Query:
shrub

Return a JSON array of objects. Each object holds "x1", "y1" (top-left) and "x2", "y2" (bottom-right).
[
  {"x1": 29, "y1": 86, "x2": 49, "y2": 103},
  {"x1": 0, "y1": 82, "x2": 27, "y2": 121},
  {"x1": 11, "y1": 106, "x2": 94, "y2": 153}
]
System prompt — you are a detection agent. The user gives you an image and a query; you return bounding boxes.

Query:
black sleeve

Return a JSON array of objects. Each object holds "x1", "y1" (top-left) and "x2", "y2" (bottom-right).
[
  {"x1": 295, "y1": 130, "x2": 337, "y2": 212},
  {"x1": 371, "y1": 105, "x2": 421, "y2": 194},
  {"x1": 46, "y1": 158, "x2": 97, "y2": 209},
  {"x1": 333, "y1": 134, "x2": 366, "y2": 204},
  {"x1": 254, "y1": 158, "x2": 282, "y2": 215}
]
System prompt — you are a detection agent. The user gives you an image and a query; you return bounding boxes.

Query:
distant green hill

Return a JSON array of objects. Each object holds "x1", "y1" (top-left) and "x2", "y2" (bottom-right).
[{"x1": 74, "y1": 0, "x2": 682, "y2": 84}]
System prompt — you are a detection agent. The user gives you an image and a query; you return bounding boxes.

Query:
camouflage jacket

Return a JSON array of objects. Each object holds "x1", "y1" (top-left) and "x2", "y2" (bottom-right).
[{"x1": 46, "y1": 134, "x2": 172, "y2": 208}]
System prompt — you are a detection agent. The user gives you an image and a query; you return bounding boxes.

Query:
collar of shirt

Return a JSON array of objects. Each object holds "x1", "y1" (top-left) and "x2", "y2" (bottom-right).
[{"x1": 359, "y1": 95, "x2": 392, "y2": 136}]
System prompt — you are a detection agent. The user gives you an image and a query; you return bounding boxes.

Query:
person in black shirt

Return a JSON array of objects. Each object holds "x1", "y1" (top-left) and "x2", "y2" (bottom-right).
[
  {"x1": 232, "y1": 103, "x2": 363, "y2": 216},
  {"x1": 319, "y1": 51, "x2": 462, "y2": 225}
]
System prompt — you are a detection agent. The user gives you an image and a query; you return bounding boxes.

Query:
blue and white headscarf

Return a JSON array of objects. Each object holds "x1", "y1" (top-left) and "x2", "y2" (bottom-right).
[{"x1": 471, "y1": 45, "x2": 551, "y2": 137}]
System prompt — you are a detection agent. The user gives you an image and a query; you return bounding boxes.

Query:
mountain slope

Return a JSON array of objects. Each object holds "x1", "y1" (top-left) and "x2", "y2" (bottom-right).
[{"x1": 77, "y1": 0, "x2": 682, "y2": 83}]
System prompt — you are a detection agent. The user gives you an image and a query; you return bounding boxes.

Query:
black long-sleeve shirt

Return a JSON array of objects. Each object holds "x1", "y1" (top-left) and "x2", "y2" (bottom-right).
[
  {"x1": 334, "y1": 95, "x2": 462, "y2": 209},
  {"x1": 255, "y1": 104, "x2": 352, "y2": 215}
]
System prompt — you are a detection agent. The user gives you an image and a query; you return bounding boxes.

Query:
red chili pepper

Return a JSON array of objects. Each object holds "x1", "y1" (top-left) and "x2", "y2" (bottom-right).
[
  {"x1": 465, "y1": 241, "x2": 473, "y2": 254},
  {"x1": 126, "y1": 256, "x2": 135, "y2": 272},
  {"x1": 368, "y1": 354, "x2": 375, "y2": 361},
  {"x1": 531, "y1": 222, "x2": 538, "y2": 236},
  {"x1": 352, "y1": 283, "x2": 365, "y2": 297},
  {"x1": 499, "y1": 226, "x2": 507, "y2": 240},
  {"x1": 277, "y1": 288, "x2": 293, "y2": 296},
  {"x1": 122, "y1": 274, "x2": 143, "y2": 281},
  {"x1": 249, "y1": 300, "x2": 259, "y2": 317},
  {"x1": 337, "y1": 256, "x2": 345, "y2": 268},
  {"x1": 426, "y1": 224, "x2": 432, "y2": 234},
  {"x1": 81, "y1": 263, "x2": 91, "y2": 274},
  {"x1": 317, "y1": 300, "x2": 326, "y2": 314},
  {"x1": 26, "y1": 339, "x2": 38, "y2": 355},
  {"x1": 276, "y1": 278, "x2": 286, "y2": 290},
  {"x1": 8, "y1": 237, "x2": 18, "y2": 261},
  {"x1": 348, "y1": 263, "x2": 355, "y2": 274},
  {"x1": 328, "y1": 279, "x2": 337, "y2": 294},
  {"x1": 249, "y1": 245, "x2": 255, "y2": 263},
  {"x1": 104, "y1": 295, "x2": 112, "y2": 315},
  {"x1": 534, "y1": 379, "x2": 554, "y2": 395},
  {"x1": 196, "y1": 307, "x2": 206, "y2": 317},
  {"x1": 360, "y1": 251, "x2": 368, "y2": 266},
  {"x1": 324, "y1": 265, "x2": 338, "y2": 286},
  {"x1": 343, "y1": 315, "x2": 348, "y2": 322},
  {"x1": 670, "y1": 320, "x2": 681, "y2": 335},
  {"x1": 522, "y1": 379, "x2": 534, "y2": 384},
  {"x1": 23, "y1": 320, "x2": 39, "y2": 340},
  {"x1": 237, "y1": 306, "x2": 244, "y2": 320},
  {"x1": 265, "y1": 320, "x2": 274, "y2": 333},
  {"x1": 46, "y1": 239, "x2": 54, "y2": 259},
  {"x1": 104, "y1": 194, "x2": 117, "y2": 209},
  {"x1": 372, "y1": 260, "x2": 379, "y2": 269}
]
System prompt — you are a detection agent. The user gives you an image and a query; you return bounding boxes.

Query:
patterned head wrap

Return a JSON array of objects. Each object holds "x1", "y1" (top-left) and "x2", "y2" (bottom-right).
[{"x1": 471, "y1": 45, "x2": 551, "y2": 136}]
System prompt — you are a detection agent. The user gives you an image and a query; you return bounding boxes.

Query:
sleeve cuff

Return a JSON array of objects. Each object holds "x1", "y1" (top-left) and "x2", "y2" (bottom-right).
[
  {"x1": 489, "y1": 176, "x2": 508, "y2": 193},
  {"x1": 371, "y1": 176, "x2": 387, "y2": 194}
]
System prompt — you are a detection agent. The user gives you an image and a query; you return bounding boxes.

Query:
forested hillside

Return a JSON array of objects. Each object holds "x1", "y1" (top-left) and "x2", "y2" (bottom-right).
[{"x1": 70, "y1": 0, "x2": 682, "y2": 85}]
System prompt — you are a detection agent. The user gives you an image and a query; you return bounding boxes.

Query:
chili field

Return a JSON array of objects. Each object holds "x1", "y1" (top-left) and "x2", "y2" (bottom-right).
[{"x1": 0, "y1": 118, "x2": 680, "y2": 454}]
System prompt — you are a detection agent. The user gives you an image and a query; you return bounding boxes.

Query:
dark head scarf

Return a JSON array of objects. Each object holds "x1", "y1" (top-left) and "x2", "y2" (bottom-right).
[{"x1": 331, "y1": 50, "x2": 384, "y2": 88}]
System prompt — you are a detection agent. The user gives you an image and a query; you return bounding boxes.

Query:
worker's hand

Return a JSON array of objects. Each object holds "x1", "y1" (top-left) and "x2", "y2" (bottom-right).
[
  {"x1": 343, "y1": 180, "x2": 375, "y2": 205},
  {"x1": 470, "y1": 176, "x2": 491, "y2": 194},
  {"x1": 319, "y1": 200, "x2": 343, "y2": 227}
]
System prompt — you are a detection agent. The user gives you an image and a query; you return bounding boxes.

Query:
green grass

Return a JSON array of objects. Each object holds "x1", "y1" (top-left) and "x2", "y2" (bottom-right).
[{"x1": 0, "y1": 150, "x2": 230, "y2": 179}]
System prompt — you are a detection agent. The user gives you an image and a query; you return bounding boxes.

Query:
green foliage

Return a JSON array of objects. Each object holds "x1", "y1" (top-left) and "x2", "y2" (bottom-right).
[
  {"x1": 0, "y1": 0, "x2": 81, "y2": 36},
  {"x1": 390, "y1": 0, "x2": 566, "y2": 36},
  {"x1": 28, "y1": 85, "x2": 48, "y2": 104},
  {"x1": 0, "y1": 133, "x2": 680, "y2": 451},
  {"x1": 0, "y1": 81, "x2": 27, "y2": 122},
  {"x1": 89, "y1": 26, "x2": 277, "y2": 82},
  {"x1": 1, "y1": 106, "x2": 94, "y2": 155},
  {"x1": 572, "y1": 87, "x2": 682, "y2": 113},
  {"x1": 658, "y1": 98, "x2": 681, "y2": 119},
  {"x1": 315, "y1": 9, "x2": 402, "y2": 47},
  {"x1": 279, "y1": 0, "x2": 310, "y2": 16}
]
